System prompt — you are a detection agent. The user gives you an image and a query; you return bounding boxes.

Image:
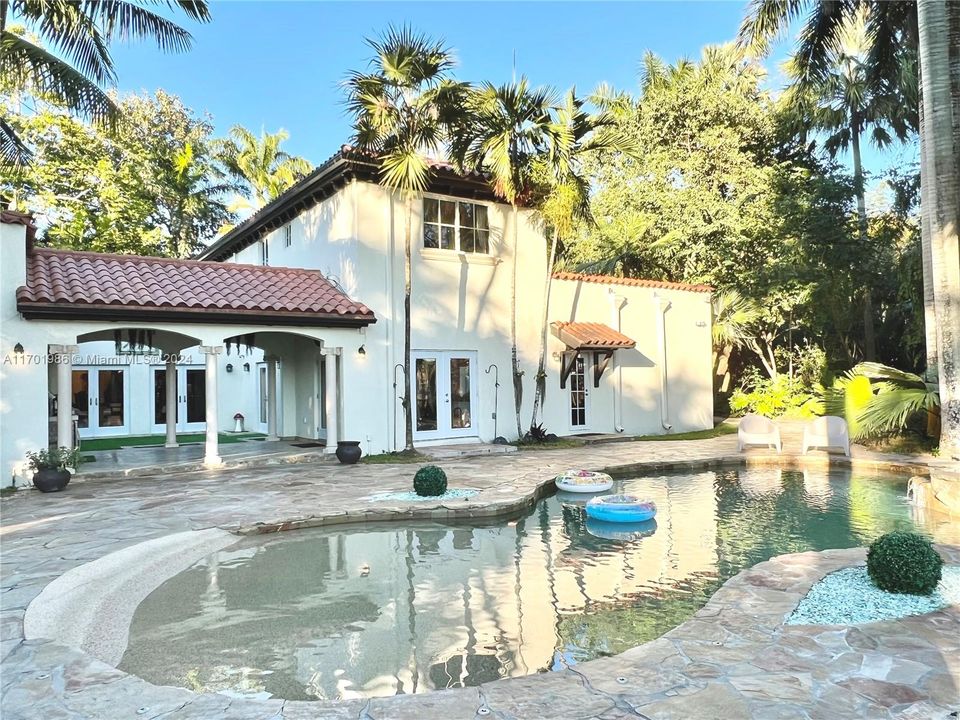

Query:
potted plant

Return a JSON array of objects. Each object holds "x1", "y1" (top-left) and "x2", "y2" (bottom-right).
[
  {"x1": 233, "y1": 413, "x2": 245, "y2": 433},
  {"x1": 335, "y1": 440, "x2": 362, "y2": 464},
  {"x1": 25, "y1": 447, "x2": 82, "y2": 493}
]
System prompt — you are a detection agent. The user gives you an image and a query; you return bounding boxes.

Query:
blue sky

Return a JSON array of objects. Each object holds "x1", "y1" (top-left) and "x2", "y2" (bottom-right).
[{"x1": 110, "y1": 1, "x2": 913, "y2": 176}]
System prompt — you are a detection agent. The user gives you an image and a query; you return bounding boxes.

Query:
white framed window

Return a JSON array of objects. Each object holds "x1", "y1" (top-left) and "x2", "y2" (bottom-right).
[
  {"x1": 283, "y1": 223, "x2": 292, "y2": 248},
  {"x1": 258, "y1": 239, "x2": 269, "y2": 266},
  {"x1": 423, "y1": 198, "x2": 490, "y2": 254}
]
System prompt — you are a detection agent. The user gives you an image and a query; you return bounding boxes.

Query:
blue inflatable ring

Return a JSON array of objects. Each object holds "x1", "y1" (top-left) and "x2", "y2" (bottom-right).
[{"x1": 585, "y1": 494, "x2": 657, "y2": 523}]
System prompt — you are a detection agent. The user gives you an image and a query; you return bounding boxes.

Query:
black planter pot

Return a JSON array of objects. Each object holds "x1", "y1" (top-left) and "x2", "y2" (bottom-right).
[
  {"x1": 33, "y1": 468, "x2": 71, "y2": 493},
  {"x1": 335, "y1": 440, "x2": 362, "y2": 465}
]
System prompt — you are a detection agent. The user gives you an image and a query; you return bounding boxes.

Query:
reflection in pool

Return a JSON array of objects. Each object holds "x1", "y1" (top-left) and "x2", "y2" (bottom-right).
[{"x1": 119, "y1": 467, "x2": 959, "y2": 701}]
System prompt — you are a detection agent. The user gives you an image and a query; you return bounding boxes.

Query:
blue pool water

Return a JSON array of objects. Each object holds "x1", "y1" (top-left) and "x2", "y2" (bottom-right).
[{"x1": 120, "y1": 466, "x2": 959, "y2": 701}]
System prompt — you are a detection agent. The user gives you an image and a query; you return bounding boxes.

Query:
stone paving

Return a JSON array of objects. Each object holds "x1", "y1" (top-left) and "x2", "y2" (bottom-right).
[{"x1": 1, "y1": 431, "x2": 958, "y2": 719}]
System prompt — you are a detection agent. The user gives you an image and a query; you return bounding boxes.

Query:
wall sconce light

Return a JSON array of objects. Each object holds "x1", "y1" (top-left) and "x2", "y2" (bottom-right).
[
  {"x1": 13, "y1": 342, "x2": 24, "y2": 357},
  {"x1": 358, "y1": 344, "x2": 366, "y2": 356},
  {"x1": 243, "y1": 362, "x2": 251, "y2": 372},
  {"x1": 226, "y1": 363, "x2": 234, "y2": 373}
]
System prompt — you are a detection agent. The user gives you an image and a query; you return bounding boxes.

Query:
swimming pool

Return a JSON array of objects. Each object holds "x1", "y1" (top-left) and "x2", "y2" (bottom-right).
[{"x1": 119, "y1": 466, "x2": 959, "y2": 701}]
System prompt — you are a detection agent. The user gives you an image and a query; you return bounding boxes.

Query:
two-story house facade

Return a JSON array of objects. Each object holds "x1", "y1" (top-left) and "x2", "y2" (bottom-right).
[{"x1": 0, "y1": 148, "x2": 713, "y2": 483}]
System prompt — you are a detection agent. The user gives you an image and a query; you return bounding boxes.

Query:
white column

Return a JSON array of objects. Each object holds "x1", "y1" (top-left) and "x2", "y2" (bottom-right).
[
  {"x1": 322, "y1": 348, "x2": 340, "y2": 454},
  {"x1": 200, "y1": 346, "x2": 223, "y2": 466},
  {"x1": 165, "y1": 359, "x2": 178, "y2": 448},
  {"x1": 51, "y1": 344, "x2": 78, "y2": 450},
  {"x1": 266, "y1": 356, "x2": 279, "y2": 441}
]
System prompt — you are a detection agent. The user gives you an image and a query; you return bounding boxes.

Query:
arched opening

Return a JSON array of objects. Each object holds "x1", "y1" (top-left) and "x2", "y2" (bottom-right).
[
  {"x1": 221, "y1": 331, "x2": 330, "y2": 445},
  {"x1": 61, "y1": 327, "x2": 205, "y2": 449}
]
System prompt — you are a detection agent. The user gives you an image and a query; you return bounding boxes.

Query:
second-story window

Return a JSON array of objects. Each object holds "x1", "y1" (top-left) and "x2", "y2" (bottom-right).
[
  {"x1": 423, "y1": 198, "x2": 489, "y2": 254},
  {"x1": 283, "y1": 223, "x2": 292, "y2": 248},
  {"x1": 259, "y1": 239, "x2": 269, "y2": 266}
]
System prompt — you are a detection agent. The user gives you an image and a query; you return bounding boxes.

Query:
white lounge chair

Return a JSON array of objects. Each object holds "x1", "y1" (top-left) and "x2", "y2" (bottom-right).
[
  {"x1": 802, "y1": 416, "x2": 851, "y2": 456},
  {"x1": 737, "y1": 414, "x2": 782, "y2": 453}
]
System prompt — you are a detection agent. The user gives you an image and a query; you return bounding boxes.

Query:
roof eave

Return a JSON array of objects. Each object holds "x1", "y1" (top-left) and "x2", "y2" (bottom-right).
[{"x1": 16, "y1": 302, "x2": 377, "y2": 328}]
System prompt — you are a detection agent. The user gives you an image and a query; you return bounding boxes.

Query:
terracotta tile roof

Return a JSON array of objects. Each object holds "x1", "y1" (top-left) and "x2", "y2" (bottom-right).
[
  {"x1": 552, "y1": 271, "x2": 712, "y2": 294},
  {"x1": 17, "y1": 248, "x2": 376, "y2": 327},
  {"x1": 551, "y1": 321, "x2": 636, "y2": 350}
]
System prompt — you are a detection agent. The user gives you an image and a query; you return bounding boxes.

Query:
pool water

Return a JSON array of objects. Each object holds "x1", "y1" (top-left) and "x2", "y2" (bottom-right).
[{"x1": 119, "y1": 467, "x2": 959, "y2": 701}]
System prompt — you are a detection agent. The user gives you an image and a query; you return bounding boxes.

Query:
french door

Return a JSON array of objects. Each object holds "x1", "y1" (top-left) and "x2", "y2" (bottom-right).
[
  {"x1": 151, "y1": 366, "x2": 206, "y2": 433},
  {"x1": 568, "y1": 355, "x2": 591, "y2": 431},
  {"x1": 412, "y1": 351, "x2": 477, "y2": 441},
  {"x1": 73, "y1": 367, "x2": 129, "y2": 438}
]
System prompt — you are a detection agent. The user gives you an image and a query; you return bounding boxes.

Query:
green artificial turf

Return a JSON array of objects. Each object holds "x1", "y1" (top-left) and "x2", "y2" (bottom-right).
[{"x1": 79, "y1": 432, "x2": 265, "y2": 452}]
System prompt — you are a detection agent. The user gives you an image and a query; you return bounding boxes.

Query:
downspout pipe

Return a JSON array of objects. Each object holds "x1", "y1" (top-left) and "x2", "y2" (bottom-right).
[
  {"x1": 607, "y1": 289, "x2": 626, "y2": 433},
  {"x1": 654, "y1": 292, "x2": 673, "y2": 432}
]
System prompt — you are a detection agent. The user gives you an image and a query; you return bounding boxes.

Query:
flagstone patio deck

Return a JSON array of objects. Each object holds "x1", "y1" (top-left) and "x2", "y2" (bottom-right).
[{"x1": 1, "y1": 431, "x2": 958, "y2": 719}]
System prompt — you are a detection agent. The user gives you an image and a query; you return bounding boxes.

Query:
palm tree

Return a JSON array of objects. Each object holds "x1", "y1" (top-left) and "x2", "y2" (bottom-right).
[
  {"x1": 0, "y1": 0, "x2": 210, "y2": 168},
  {"x1": 528, "y1": 88, "x2": 639, "y2": 430},
  {"x1": 216, "y1": 126, "x2": 312, "y2": 212},
  {"x1": 781, "y1": 11, "x2": 914, "y2": 362},
  {"x1": 343, "y1": 26, "x2": 464, "y2": 452},
  {"x1": 449, "y1": 78, "x2": 556, "y2": 438},
  {"x1": 712, "y1": 290, "x2": 762, "y2": 396},
  {"x1": 916, "y1": 0, "x2": 960, "y2": 459}
]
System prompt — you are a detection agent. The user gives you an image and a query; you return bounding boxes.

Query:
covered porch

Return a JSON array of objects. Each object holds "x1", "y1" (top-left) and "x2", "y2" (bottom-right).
[{"x1": 13, "y1": 247, "x2": 376, "y2": 474}]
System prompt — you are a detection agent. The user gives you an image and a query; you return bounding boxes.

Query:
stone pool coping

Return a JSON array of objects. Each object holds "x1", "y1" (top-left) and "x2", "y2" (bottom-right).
[{"x1": 4, "y1": 448, "x2": 959, "y2": 719}]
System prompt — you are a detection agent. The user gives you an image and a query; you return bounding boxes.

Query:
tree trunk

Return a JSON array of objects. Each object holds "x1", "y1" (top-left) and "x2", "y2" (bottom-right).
[
  {"x1": 510, "y1": 203, "x2": 523, "y2": 439},
  {"x1": 403, "y1": 196, "x2": 415, "y2": 451},
  {"x1": 918, "y1": 0, "x2": 960, "y2": 459},
  {"x1": 530, "y1": 228, "x2": 558, "y2": 430},
  {"x1": 851, "y1": 124, "x2": 876, "y2": 361},
  {"x1": 918, "y1": 93, "x2": 939, "y2": 379}
]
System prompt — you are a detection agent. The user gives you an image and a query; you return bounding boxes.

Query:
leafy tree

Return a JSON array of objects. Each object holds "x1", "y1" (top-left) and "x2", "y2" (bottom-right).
[
  {"x1": 0, "y1": 0, "x2": 210, "y2": 168},
  {"x1": 216, "y1": 125, "x2": 312, "y2": 213},
  {"x1": 2, "y1": 90, "x2": 234, "y2": 256},
  {"x1": 343, "y1": 25, "x2": 465, "y2": 451},
  {"x1": 781, "y1": 10, "x2": 914, "y2": 361},
  {"x1": 449, "y1": 78, "x2": 556, "y2": 438}
]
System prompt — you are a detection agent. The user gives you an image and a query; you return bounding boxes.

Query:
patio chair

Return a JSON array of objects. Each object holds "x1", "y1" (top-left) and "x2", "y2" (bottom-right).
[
  {"x1": 802, "y1": 416, "x2": 850, "y2": 456},
  {"x1": 737, "y1": 413, "x2": 782, "y2": 453}
]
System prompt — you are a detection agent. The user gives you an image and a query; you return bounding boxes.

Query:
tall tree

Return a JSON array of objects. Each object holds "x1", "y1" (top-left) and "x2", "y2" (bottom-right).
[
  {"x1": 781, "y1": 10, "x2": 914, "y2": 361},
  {"x1": 2, "y1": 90, "x2": 234, "y2": 256},
  {"x1": 0, "y1": 0, "x2": 210, "y2": 168},
  {"x1": 216, "y1": 126, "x2": 312, "y2": 212},
  {"x1": 916, "y1": 0, "x2": 960, "y2": 459},
  {"x1": 343, "y1": 26, "x2": 464, "y2": 452},
  {"x1": 528, "y1": 88, "x2": 638, "y2": 430},
  {"x1": 449, "y1": 78, "x2": 556, "y2": 438}
]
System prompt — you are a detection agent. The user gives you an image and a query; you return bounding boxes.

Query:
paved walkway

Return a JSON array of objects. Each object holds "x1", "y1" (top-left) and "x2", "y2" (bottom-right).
[{"x1": 1, "y1": 433, "x2": 958, "y2": 719}]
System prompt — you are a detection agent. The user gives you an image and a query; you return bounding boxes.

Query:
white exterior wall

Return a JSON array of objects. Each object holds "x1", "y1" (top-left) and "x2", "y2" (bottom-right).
[
  {"x1": 1, "y1": 177, "x2": 713, "y2": 482},
  {"x1": 223, "y1": 179, "x2": 711, "y2": 446},
  {"x1": 543, "y1": 279, "x2": 713, "y2": 436}
]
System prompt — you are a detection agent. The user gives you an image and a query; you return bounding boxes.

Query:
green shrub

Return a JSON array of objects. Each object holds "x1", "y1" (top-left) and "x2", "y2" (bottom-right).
[
  {"x1": 866, "y1": 531, "x2": 943, "y2": 595},
  {"x1": 728, "y1": 371, "x2": 819, "y2": 419},
  {"x1": 25, "y1": 447, "x2": 83, "y2": 472},
  {"x1": 413, "y1": 465, "x2": 448, "y2": 497}
]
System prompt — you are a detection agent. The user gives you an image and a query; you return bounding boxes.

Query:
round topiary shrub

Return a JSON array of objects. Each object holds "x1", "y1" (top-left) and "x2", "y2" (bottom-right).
[
  {"x1": 867, "y1": 531, "x2": 943, "y2": 595},
  {"x1": 413, "y1": 465, "x2": 448, "y2": 497}
]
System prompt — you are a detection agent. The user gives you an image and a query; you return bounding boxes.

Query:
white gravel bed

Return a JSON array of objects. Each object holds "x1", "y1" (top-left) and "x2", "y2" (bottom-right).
[
  {"x1": 787, "y1": 565, "x2": 960, "y2": 625},
  {"x1": 365, "y1": 488, "x2": 480, "y2": 502}
]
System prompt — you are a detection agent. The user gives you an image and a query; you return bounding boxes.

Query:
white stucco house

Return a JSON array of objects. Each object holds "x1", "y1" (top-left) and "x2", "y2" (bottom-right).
[{"x1": 0, "y1": 147, "x2": 713, "y2": 484}]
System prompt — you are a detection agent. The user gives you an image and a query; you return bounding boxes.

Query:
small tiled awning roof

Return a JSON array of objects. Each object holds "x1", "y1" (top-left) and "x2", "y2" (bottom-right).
[
  {"x1": 17, "y1": 248, "x2": 376, "y2": 327},
  {"x1": 551, "y1": 322, "x2": 636, "y2": 350}
]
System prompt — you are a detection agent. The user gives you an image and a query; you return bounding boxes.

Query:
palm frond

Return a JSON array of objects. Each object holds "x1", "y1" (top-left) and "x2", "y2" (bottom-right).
[
  {"x1": 79, "y1": 0, "x2": 203, "y2": 51},
  {"x1": 0, "y1": 30, "x2": 117, "y2": 125},
  {"x1": 0, "y1": 116, "x2": 32, "y2": 170}
]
